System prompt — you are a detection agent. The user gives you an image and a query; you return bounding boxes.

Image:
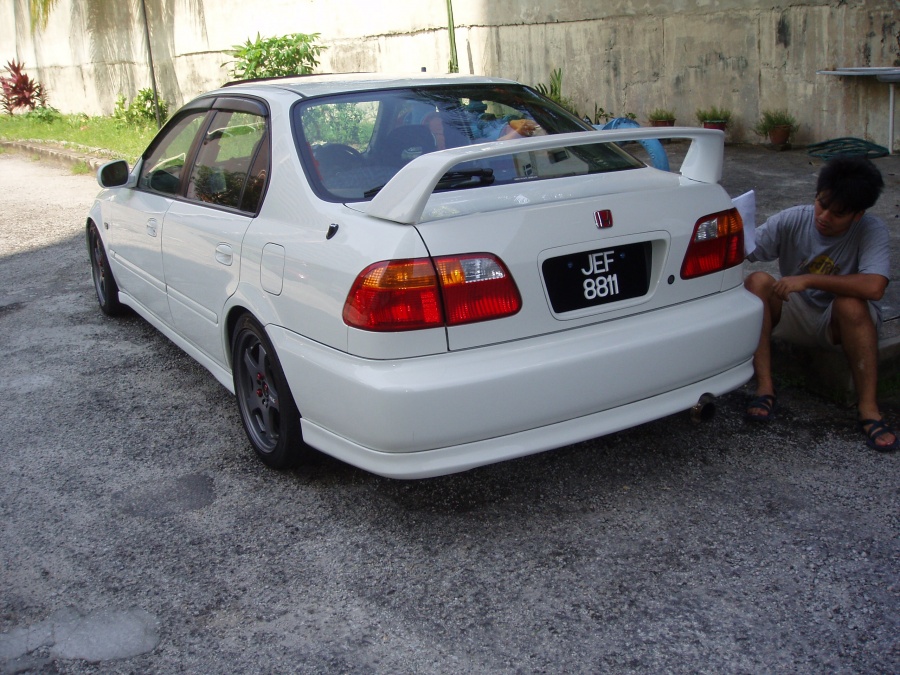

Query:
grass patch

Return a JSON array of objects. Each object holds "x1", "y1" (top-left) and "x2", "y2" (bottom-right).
[
  {"x1": 0, "y1": 113, "x2": 156, "y2": 163},
  {"x1": 71, "y1": 161, "x2": 91, "y2": 175}
]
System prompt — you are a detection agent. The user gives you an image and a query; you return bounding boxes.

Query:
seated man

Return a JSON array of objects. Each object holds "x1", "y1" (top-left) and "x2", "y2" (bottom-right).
[{"x1": 744, "y1": 155, "x2": 897, "y2": 451}]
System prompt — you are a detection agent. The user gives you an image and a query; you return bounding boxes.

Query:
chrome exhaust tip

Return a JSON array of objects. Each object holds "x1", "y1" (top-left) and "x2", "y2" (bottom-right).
[{"x1": 691, "y1": 393, "x2": 716, "y2": 423}]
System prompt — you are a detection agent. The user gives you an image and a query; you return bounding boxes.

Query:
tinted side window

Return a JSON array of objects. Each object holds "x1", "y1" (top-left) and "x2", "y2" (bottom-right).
[
  {"x1": 241, "y1": 135, "x2": 269, "y2": 213},
  {"x1": 139, "y1": 113, "x2": 206, "y2": 195},
  {"x1": 186, "y1": 111, "x2": 268, "y2": 211}
]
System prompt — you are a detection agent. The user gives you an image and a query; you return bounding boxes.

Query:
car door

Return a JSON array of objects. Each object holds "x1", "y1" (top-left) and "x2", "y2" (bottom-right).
[
  {"x1": 105, "y1": 110, "x2": 208, "y2": 323},
  {"x1": 161, "y1": 99, "x2": 270, "y2": 367}
]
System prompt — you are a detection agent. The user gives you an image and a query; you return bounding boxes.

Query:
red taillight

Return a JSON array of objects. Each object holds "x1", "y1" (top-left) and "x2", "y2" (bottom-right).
[
  {"x1": 343, "y1": 259, "x2": 443, "y2": 331},
  {"x1": 680, "y1": 208, "x2": 744, "y2": 279},
  {"x1": 434, "y1": 254, "x2": 522, "y2": 325},
  {"x1": 343, "y1": 254, "x2": 521, "y2": 331}
]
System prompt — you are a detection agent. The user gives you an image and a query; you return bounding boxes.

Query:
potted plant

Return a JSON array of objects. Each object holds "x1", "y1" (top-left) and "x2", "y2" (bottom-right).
[
  {"x1": 648, "y1": 108, "x2": 676, "y2": 127},
  {"x1": 753, "y1": 109, "x2": 797, "y2": 147},
  {"x1": 695, "y1": 106, "x2": 732, "y2": 131}
]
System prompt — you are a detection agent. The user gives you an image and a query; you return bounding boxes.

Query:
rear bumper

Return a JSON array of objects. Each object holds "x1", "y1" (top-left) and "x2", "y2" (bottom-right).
[{"x1": 269, "y1": 286, "x2": 762, "y2": 478}]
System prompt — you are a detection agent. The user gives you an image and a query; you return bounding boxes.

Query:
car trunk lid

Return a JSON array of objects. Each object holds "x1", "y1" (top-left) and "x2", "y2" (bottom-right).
[{"x1": 357, "y1": 129, "x2": 741, "y2": 351}]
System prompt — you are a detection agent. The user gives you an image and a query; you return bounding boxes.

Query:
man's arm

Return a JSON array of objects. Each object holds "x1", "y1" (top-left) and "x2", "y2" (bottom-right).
[{"x1": 773, "y1": 273, "x2": 888, "y2": 302}]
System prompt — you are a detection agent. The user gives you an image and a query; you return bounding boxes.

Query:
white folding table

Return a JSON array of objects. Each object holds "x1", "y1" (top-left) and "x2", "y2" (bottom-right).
[{"x1": 816, "y1": 67, "x2": 900, "y2": 155}]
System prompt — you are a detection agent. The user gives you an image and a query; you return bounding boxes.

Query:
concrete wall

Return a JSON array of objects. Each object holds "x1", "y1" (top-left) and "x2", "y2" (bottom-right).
[{"x1": 1, "y1": 0, "x2": 897, "y2": 148}]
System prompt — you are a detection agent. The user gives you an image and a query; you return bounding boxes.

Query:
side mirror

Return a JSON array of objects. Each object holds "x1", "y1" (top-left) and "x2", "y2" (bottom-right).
[{"x1": 97, "y1": 160, "x2": 131, "y2": 188}]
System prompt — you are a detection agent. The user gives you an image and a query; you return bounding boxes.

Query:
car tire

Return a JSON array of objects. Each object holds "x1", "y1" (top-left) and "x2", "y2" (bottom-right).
[
  {"x1": 231, "y1": 314, "x2": 307, "y2": 469},
  {"x1": 88, "y1": 222, "x2": 122, "y2": 316}
]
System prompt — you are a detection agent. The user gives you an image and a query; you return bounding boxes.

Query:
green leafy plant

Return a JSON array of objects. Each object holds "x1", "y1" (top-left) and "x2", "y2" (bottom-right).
[
  {"x1": 1, "y1": 61, "x2": 48, "y2": 114},
  {"x1": 226, "y1": 32, "x2": 326, "y2": 80},
  {"x1": 648, "y1": 108, "x2": 676, "y2": 122},
  {"x1": 114, "y1": 88, "x2": 168, "y2": 127},
  {"x1": 534, "y1": 72, "x2": 636, "y2": 125},
  {"x1": 753, "y1": 108, "x2": 796, "y2": 136},
  {"x1": 535, "y1": 68, "x2": 565, "y2": 103},
  {"x1": 584, "y1": 105, "x2": 637, "y2": 125},
  {"x1": 534, "y1": 68, "x2": 580, "y2": 117},
  {"x1": 590, "y1": 105, "x2": 612, "y2": 124},
  {"x1": 695, "y1": 106, "x2": 732, "y2": 124},
  {"x1": 112, "y1": 95, "x2": 129, "y2": 121},
  {"x1": 25, "y1": 105, "x2": 61, "y2": 123}
]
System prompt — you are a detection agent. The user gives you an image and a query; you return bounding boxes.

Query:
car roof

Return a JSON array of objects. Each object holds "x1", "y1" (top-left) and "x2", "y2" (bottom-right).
[{"x1": 216, "y1": 72, "x2": 521, "y2": 99}]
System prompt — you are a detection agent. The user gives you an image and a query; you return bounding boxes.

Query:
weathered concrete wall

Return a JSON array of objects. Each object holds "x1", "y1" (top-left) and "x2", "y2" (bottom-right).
[{"x1": 1, "y1": 0, "x2": 897, "y2": 148}]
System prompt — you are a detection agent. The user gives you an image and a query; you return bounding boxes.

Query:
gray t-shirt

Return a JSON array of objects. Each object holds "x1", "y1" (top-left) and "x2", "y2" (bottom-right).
[{"x1": 748, "y1": 204, "x2": 890, "y2": 311}]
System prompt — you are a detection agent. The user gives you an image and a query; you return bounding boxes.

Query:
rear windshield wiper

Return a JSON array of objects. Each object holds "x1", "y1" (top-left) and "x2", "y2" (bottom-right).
[
  {"x1": 363, "y1": 168, "x2": 495, "y2": 199},
  {"x1": 435, "y1": 168, "x2": 495, "y2": 191}
]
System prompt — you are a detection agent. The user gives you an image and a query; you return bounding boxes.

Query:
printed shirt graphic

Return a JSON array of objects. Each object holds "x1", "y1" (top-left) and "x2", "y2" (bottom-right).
[
  {"x1": 803, "y1": 254, "x2": 840, "y2": 277},
  {"x1": 749, "y1": 204, "x2": 890, "y2": 312}
]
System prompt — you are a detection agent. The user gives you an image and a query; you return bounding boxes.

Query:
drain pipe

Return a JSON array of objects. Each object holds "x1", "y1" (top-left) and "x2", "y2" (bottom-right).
[
  {"x1": 139, "y1": 0, "x2": 162, "y2": 129},
  {"x1": 446, "y1": 0, "x2": 459, "y2": 73}
]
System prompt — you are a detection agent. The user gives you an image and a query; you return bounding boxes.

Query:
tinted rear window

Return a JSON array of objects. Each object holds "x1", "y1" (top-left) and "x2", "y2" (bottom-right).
[{"x1": 292, "y1": 85, "x2": 643, "y2": 202}]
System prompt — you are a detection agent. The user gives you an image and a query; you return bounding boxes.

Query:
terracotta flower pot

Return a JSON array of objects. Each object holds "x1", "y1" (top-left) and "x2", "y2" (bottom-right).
[
  {"x1": 702, "y1": 120, "x2": 727, "y2": 131},
  {"x1": 768, "y1": 124, "x2": 792, "y2": 146},
  {"x1": 650, "y1": 119, "x2": 675, "y2": 127}
]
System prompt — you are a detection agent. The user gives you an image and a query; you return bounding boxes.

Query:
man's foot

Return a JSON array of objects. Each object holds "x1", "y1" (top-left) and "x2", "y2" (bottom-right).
[
  {"x1": 745, "y1": 394, "x2": 776, "y2": 422},
  {"x1": 858, "y1": 418, "x2": 900, "y2": 452}
]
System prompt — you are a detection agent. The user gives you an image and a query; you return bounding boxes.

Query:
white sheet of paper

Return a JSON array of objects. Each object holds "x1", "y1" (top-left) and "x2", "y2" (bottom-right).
[{"x1": 731, "y1": 190, "x2": 756, "y2": 256}]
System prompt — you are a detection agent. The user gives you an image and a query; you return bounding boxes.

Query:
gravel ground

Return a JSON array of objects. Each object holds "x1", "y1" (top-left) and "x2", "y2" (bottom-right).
[{"x1": 0, "y1": 148, "x2": 897, "y2": 674}]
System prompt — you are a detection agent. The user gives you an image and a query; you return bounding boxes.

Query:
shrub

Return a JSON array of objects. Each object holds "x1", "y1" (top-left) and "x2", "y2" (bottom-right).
[
  {"x1": 534, "y1": 68, "x2": 575, "y2": 112},
  {"x1": 1, "y1": 61, "x2": 48, "y2": 114},
  {"x1": 648, "y1": 108, "x2": 676, "y2": 122},
  {"x1": 533, "y1": 70, "x2": 637, "y2": 124},
  {"x1": 753, "y1": 109, "x2": 797, "y2": 136},
  {"x1": 24, "y1": 105, "x2": 60, "y2": 123},
  {"x1": 114, "y1": 88, "x2": 168, "y2": 127},
  {"x1": 582, "y1": 105, "x2": 636, "y2": 126},
  {"x1": 226, "y1": 32, "x2": 326, "y2": 80},
  {"x1": 695, "y1": 106, "x2": 733, "y2": 124},
  {"x1": 533, "y1": 70, "x2": 636, "y2": 124}
]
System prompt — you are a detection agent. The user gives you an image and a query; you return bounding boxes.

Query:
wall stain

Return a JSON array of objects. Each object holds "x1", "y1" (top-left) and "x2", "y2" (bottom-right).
[
  {"x1": 68, "y1": 0, "x2": 208, "y2": 109},
  {"x1": 776, "y1": 14, "x2": 790, "y2": 49}
]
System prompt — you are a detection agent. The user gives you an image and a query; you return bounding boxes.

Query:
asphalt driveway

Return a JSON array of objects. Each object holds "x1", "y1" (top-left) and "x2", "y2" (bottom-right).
[{"x1": 0, "y1": 150, "x2": 897, "y2": 674}]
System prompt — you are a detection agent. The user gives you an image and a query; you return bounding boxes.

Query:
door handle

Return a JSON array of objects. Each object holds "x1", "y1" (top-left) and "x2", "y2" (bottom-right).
[
  {"x1": 215, "y1": 243, "x2": 233, "y2": 266},
  {"x1": 146, "y1": 218, "x2": 158, "y2": 237}
]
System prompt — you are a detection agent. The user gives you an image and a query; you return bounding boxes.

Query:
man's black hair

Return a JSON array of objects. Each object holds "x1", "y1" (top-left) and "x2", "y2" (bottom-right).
[{"x1": 816, "y1": 155, "x2": 884, "y2": 213}]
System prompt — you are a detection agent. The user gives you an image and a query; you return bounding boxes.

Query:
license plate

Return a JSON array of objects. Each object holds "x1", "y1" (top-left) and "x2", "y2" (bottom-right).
[{"x1": 542, "y1": 242, "x2": 651, "y2": 313}]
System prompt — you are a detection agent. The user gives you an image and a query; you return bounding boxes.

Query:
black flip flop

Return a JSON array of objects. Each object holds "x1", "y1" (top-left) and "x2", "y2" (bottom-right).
[
  {"x1": 745, "y1": 394, "x2": 776, "y2": 422},
  {"x1": 858, "y1": 418, "x2": 900, "y2": 452}
]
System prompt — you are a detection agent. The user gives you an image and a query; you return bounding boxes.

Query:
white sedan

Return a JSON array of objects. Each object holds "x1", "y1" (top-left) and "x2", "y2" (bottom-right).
[{"x1": 87, "y1": 74, "x2": 762, "y2": 478}]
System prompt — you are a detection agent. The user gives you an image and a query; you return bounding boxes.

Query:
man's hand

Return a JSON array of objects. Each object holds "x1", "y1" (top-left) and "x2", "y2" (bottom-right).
[{"x1": 771, "y1": 275, "x2": 809, "y2": 301}]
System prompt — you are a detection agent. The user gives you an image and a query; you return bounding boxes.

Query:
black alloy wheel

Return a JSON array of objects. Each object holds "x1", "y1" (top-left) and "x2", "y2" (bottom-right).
[
  {"x1": 231, "y1": 315, "x2": 305, "y2": 469},
  {"x1": 88, "y1": 222, "x2": 122, "y2": 316}
]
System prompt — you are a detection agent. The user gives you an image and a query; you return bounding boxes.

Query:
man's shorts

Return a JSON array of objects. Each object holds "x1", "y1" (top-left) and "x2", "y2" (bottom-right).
[{"x1": 772, "y1": 295, "x2": 881, "y2": 351}]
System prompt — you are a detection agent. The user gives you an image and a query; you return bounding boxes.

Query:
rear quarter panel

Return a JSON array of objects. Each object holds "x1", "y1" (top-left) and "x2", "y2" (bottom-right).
[{"x1": 234, "y1": 147, "x2": 445, "y2": 358}]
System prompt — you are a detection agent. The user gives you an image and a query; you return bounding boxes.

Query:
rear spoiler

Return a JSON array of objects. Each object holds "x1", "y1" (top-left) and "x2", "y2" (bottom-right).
[{"x1": 365, "y1": 127, "x2": 724, "y2": 224}]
